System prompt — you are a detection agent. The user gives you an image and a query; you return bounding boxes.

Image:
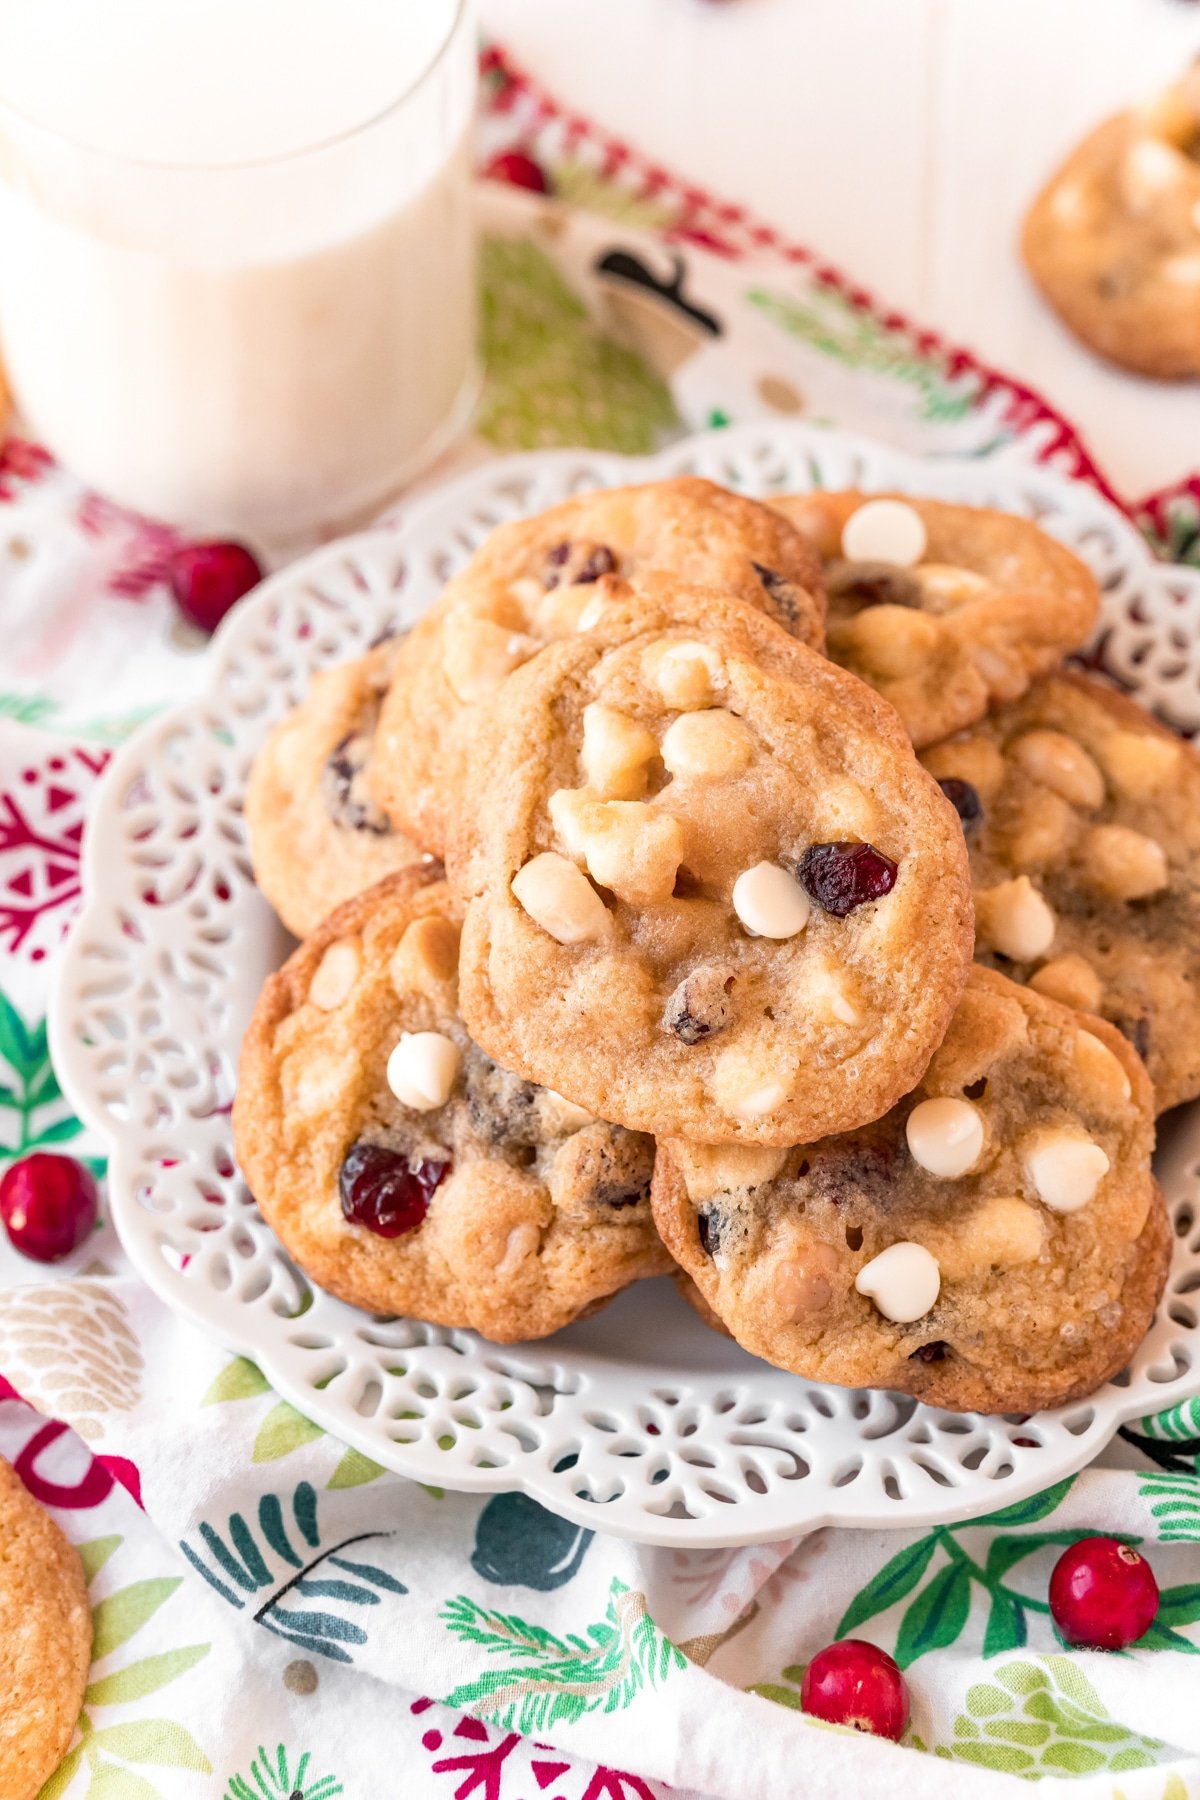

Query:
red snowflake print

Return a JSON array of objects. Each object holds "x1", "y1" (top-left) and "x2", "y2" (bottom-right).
[
  {"x1": 0, "y1": 747, "x2": 109, "y2": 962},
  {"x1": 411, "y1": 1700, "x2": 664, "y2": 1800},
  {"x1": 0, "y1": 436, "x2": 55, "y2": 503},
  {"x1": 74, "y1": 490, "x2": 182, "y2": 600}
]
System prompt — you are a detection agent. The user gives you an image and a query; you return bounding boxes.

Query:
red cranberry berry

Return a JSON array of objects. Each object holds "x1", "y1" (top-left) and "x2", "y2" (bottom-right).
[
  {"x1": 1049, "y1": 1537, "x2": 1159, "y2": 1650},
  {"x1": 797, "y1": 842, "x2": 898, "y2": 917},
  {"x1": 0, "y1": 1153, "x2": 99, "y2": 1262},
  {"x1": 801, "y1": 1640, "x2": 909, "y2": 1740},
  {"x1": 169, "y1": 541, "x2": 264, "y2": 634},
  {"x1": 937, "y1": 777, "x2": 983, "y2": 833},
  {"x1": 338, "y1": 1143, "x2": 450, "y2": 1239},
  {"x1": 483, "y1": 149, "x2": 550, "y2": 194}
]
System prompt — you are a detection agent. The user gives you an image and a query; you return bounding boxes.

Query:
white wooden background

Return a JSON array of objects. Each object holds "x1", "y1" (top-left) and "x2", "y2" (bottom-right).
[{"x1": 479, "y1": 0, "x2": 1200, "y2": 502}]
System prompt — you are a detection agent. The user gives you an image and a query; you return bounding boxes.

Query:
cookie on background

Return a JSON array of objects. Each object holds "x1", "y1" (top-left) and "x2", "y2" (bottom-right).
[
  {"x1": 234, "y1": 868, "x2": 667, "y2": 1342},
  {"x1": 653, "y1": 967, "x2": 1166, "y2": 1415},
  {"x1": 0, "y1": 1455, "x2": 92, "y2": 1800},
  {"x1": 451, "y1": 576, "x2": 974, "y2": 1148},
  {"x1": 1022, "y1": 62, "x2": 1200, "y2": 378},
  {"x1": 373, "y1": 476, "x2": 827, "y2": 856},
  {"x1": 922, "y1": 671, "x2": 1200, "y2": 1113},
  {"x1": 245, "y1": 635, "x2": 435, "y2": 940},
  {"x1": 775, "y1": 491, "x2": 1099, "y2": 748}
]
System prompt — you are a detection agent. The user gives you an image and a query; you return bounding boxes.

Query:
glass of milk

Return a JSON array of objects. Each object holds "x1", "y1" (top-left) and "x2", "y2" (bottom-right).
[{"x1": 0, "y1": 0, "x2": 478, "y2": 546}]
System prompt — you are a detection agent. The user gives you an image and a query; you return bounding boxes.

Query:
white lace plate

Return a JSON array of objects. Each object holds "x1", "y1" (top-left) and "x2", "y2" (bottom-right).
[{"x1": 51, "y1": 421, "x2": 1200, "y2": 1546}]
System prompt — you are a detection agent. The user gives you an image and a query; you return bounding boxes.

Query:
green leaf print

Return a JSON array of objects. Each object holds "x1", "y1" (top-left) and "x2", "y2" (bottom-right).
[
  {"x1": 327, "y1": 1447, "x2": 386, "y2": 1490},
  {"x1": 895, "y1": 1562, "x2": 971, "y2": 1670},
  {"x1": 981, "y1": 1587, "x2": 1026, "y2": 1658},
  {"x1": 441, "y1": 1576, "x2": 686, "y2": 1734},
  {"x1": 225, "y1": 1746, "x2": 343, "y2": 1800},
  {"x1": 835, "y1": 1535, "x2": 937, "y2": 1638},
  {"x1": 936, "y1": 1655, "x2": 1166, "y2": 1778},
  {"x1": 0, "y1": 993, "x2": 98, "y2": 1168},
  {"x1": 477, "y1": 236, "x2": 680, "y2": 455},
  {"x1": 973, "y1": 1478, "x2": 1077, "y2": 1529},
  {"x1": 42, "y1": 1547, "x2": 213, "y2": 1799},
  {"x1": 252, "y1": 1402, "x2": 324, "y2": 1463},
  {"x1": 201, "y1": 1358, "x2": 271, "y2": 1407}
]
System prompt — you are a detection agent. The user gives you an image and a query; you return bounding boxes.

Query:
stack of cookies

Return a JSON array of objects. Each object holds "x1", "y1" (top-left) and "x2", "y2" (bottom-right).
[{"x1": 235, "y1": 475, "x2": 1189, "y2": 1416}]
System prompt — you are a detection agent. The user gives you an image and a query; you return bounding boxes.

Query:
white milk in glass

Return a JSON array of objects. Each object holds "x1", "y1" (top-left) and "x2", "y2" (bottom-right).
[{"x1": 0, "y1": 0, "x2": 477, "y2": 542}]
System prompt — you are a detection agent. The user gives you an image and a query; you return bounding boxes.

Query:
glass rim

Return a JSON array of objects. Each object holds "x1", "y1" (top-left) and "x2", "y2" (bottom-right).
[{"x1": 0, "y1": 0, "x2": 471, "y2": 174}]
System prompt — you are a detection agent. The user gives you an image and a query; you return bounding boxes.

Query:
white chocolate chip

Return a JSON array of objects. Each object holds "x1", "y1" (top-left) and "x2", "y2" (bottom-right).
[
  {"x1": 307, "y1": 939, "x2": 361, "y2": 1011},
  {"x1": 1028, "y1": 953, "x2": 1103, "y2": 1014},
  {"x1": 495, "y1": 1221, "x2": 540, "y2": 1280},
  {"x1": 732, "y1": 861, "x2": 811, "y2": 939},
  {"x1": 1023, "y1": 1130, "x2": 1110, "y2": 1214},
  {"x1": 855, "y1": 1242, "x2": 940, "y2": 1324},
  {"x1": 841, "y1": 498, "x2": 928, "y2": 569},
  {"x1": 387, "y1": 1030, "x2": 460, "y2": 1112},
  {"x1": 1080, "y1": 824, "x2": 1169, "y2": 901},
  {"x1": 1012, "y1": 730, "x2": 1106, "y2": 810},
  {"x1": 1073, "y1": 1028, "x2": 1133, "y2": 1106},
  {"x1": 661, "y1": 709, "x2": 753, "y2": 780},
  {"x1": 542, "y1": 1089, "x2": 596, "y2": 1133},
  {"x1": 443, "y1": 615, "x2": 539, "y2": 703},
  {"x1": 922, "y1": 736, "x2": 1007, "y2": 797},
  {"x1": 913, "y1": 563, "x2": 992, "y2": 611},
  {"x1": 776, "y1": 1246, "x2": 841, "y2": 1320},
  {"x1": 547, "y1": 787, "x2": 592, "y2": 861},
  {"x1": 711, "y1": 1044, "x2": 791, "y2": 1122},
  {"x1": 905, "y1": 1096, "x2": 984, "y2": 1178},
  {"x1": 581, "y1": 703, "x2": 657, "y2": 799},
  {"x1": 793, "y1": 957, "x2": 862, "y2": 1026},
  {"x1": 1100, "y1": 730, "x2": 1180, "y2": 798},
  {"x1": 576, "y1": 593, "x2": 608, "y2": 632},
  {"x1": 389, "y1": 915, "x2": 459, "y2": 1001},
  {"x1": 976, "y1": 876, "x2": 1057, "y2": 961},
  {"x1": 512, "y1": 853, "x2": 612, "y2": 944},
  {"x1": 676, "y1": 1142, "x2": 788, "y2": 1201},
  {"x1": 536, "y1": 582, "x2": 601, "y2": 637},
  {"x1": 576, "y1": 800, "x2": 684, "y2": 905},
  {"x1": 1163, "y1": 252, "x2": 1200, "y2": 286},
  {"x1": 1122, "y1": 135, "x2": 1185, "y2": 210},
  {"x1": 651, "y1": 640, "x2": 724, "y2": 710},
  {"x1": 508, "y1": 577, "x2": 545, "y2": 610},
  {"x1": 925, "y1": 1195, "x2": 1044, "y2": 1281}
]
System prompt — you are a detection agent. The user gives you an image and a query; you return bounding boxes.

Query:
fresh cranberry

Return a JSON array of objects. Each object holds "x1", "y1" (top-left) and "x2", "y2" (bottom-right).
[
  {"x1": 801, "y1": 1640, "x2": 909, "y2": 1740},
  {"x1": 937, "y1": 777, "x2": 983, "y2": 833},
  {"x1": 169, "y1": 541, "x2": 264, "y2": 634},
  {"x1": 0, "y1": 1154, "x2": 99, "y2": 1262},
  {"x1": 483, "y1": 149, "x2": 550, "y2": 194},
  {"x1": 338, "y1": 1143, "x2": 450, "y2": 1239},
  {"x1": 1049, "y1": 1537, "x2": 1159, "y2": 1650},
  {"x1": 797, "y1": 842, "x2": 898, "y2": 916}
]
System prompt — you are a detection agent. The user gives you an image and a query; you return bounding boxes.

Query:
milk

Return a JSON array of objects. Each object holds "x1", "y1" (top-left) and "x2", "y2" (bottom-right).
[{"x1": 0, "y1": 0, "x2": 477, "y2": 542}]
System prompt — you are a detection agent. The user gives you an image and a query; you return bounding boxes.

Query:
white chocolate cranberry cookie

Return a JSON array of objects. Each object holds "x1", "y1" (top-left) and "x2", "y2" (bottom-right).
[
  {"x1": 922, "y1": 671, "x2": 1200, "y2": 1112},
  {"x1": 1022, "y1": 66, "x2": 1200, "y2": 379},
  {"x1": 373, "y1": 477, "x2": 827, "y2": 855},
  {"x1": 653, "y1": 967, "x2": 1167, "y2": 1414},
  {"x1": 774, "y1": 492, "x2": 1099, "y2": 749},
  {"x1": 246, "y1": 637, "x2": 434, "y2": 938},
  {"x1": 234, "y1": 869, "x2": 667, "y2": 1342},
  {"x1": 450, "y1": 578, "x2": 974, "y2": 1147},
  {"x1": 0, "y1": 1456, "x2": 92, "y2": 1800}
]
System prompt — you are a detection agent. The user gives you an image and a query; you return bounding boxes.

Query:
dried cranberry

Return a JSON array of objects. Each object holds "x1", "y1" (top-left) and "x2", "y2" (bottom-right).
[
  {"x1": 937, "y1": 778, "x2": 983, "y2": 833},
  {"x1": 542, "y1": 541, "x2": 616, "y2": 588},
  {"x1": 751, "y1": 561, "x2": 805, "y2": 633},
  {"x1": 338, "y1": 1143, "x2": 449, "y2": 1238},
  {"x1": 910, "y1": 1340, "x2": 949, "y2": 1363},
  {"x1": 796, "y1": 842, "x2": 898, "y2": 917},
  {"x1": 826, "y1": 560, "x2": 921, "y2": 610},
  {"x1": 483, "y1": 149, "x2": 551, "y2": 194}
]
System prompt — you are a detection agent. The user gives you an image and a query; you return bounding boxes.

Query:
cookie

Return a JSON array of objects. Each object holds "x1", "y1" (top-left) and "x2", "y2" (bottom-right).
[
  {"x1": 245, "y1": 637, "x2": 434, "y2": 939},
  {"x1": 773, "y1": 492, "x2": 1099, "y2": 748},
  {"x1": 451, "y1": 576, "x2": 974, "y2": 1147},
  {"x1": 233, "y1": 868, "x2": 667, "y2": 1342},
  {"x1": 922, "y1": 670, "x2": 1200, "y2": 1112},
  {"x1": 1022, "y1": 68, "x2": 1200, "y2": 379},
  {"x1": 373, "y1": 477, "x2": 827, "y2": 855},
  {"x1": 653, "y1": 966, "x2": 1167, "y2": 1414},
  {"x1": 0, "y1": 1455, "x2": 92, "y2": 1800}
]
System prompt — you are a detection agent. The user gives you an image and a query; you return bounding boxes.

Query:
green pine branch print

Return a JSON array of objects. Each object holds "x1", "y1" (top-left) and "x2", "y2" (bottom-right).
[
  {"x1": 38, "y1": 1537, "x2": 211, "y2": 1799},
  {"x1": 745, "y1": 284, "x2": 975, "y2": 423},
  {"x1": 440, "y1": 1577, "x2": 685, "y2": 1735},
  {"x1": 0, "y1": 993, "x2": 103, "y2": 1174},
  {"x1": 225, "y1": 1745, "x2": 343, "y2": 1800}
]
